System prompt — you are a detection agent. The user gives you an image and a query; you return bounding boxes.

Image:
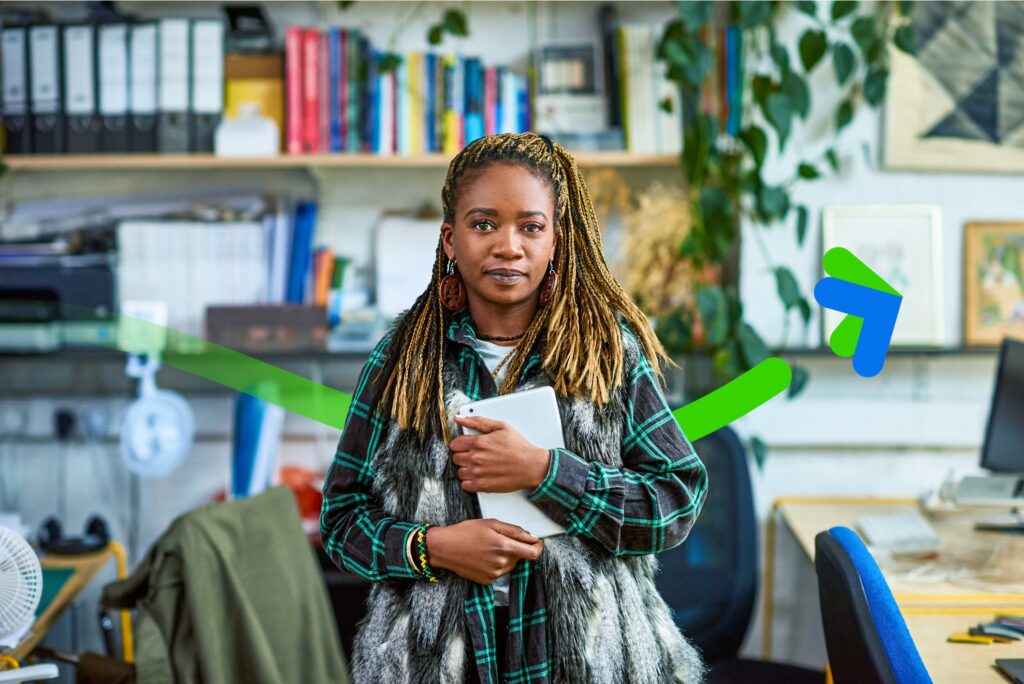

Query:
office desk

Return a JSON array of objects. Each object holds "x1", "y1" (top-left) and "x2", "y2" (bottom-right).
[
  {"x1": 764, "y1": 498, "x2": 1024, "y2": 683},
  {"x1": 0, "y1": 544, "x2": 131, "y2": 670}
]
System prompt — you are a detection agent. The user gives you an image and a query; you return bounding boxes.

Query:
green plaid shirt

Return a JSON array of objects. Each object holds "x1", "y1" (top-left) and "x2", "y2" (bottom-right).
[{"x1": 321, "y1": 309, "x2": 708, "y2": 683}]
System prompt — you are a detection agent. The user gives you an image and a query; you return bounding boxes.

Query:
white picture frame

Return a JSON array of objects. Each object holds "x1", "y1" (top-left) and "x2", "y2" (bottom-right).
[{"x1": 821, "y1": 205, "x2": 945, "y2": 347}]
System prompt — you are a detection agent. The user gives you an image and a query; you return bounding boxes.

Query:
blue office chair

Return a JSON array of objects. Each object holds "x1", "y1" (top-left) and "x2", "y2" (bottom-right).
[
  {"x1": 655, "y1": 426, "x2": 823, "y2": 683},
  {"x1": 814, "y1": 526, "x2": 932, "y2": 684}
]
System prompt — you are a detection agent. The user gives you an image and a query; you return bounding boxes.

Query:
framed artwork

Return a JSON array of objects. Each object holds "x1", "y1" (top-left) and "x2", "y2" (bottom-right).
[
  {"x1": 883, "y1": 1, "x2": 1024, "y2": 173},
  {"x1": 822, "y1": 205, "x2": 945, "y2": 347},
  {"x1": 963, "y1": 222, "x2": 1024, "y2": 347}
]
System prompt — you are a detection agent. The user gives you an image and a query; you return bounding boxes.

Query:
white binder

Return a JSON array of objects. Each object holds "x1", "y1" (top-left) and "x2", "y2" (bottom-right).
[
  {"x1": 98, "y1": 24, "x2": 129, "y2": 151},
  {"x1": 190, "y1": 19, "x2": 224, "y2": 152},
  {"x1": 128, "y1": 22, "x2": 158, "y2": 151},
  {"x1": 63, "y1": 24, "x2": 100, "y2": 152},
  {"x1": 457, "y1": 386, "x2": 568, "y2": 538},
  {"x1": 157, "y1": 18, "x2": 190, "y2": 152}
]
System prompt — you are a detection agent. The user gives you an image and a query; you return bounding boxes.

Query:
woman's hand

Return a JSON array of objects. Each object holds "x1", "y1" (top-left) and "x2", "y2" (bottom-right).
[
  {"x1": 426, "y1": 519, "x2": 544, "y2": 585},
  {"x1": 450, "y1": 415, "x2": 551, "y2": 493}
]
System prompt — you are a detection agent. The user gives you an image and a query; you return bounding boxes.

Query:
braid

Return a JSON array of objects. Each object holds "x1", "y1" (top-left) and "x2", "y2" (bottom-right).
[{"x1": 376, "y1": 132, "x2": 675, "y2": 444}]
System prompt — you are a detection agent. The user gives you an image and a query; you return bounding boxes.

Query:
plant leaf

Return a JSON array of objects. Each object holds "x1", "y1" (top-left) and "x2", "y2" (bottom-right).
[
  {"x1": 850, "y1": 16, "x2": 877, "y2": 55},
  {"x1": 443, "y1": 9, "x2": 469, "y2": 37},
  {"x1": 798, "y1": 162, "x2": 819, "y2": 179},
  {"x1": 788, "y1": 364, "x2": 809, "y2": 398},
  {"x1": 750, "y1": 436, "x2": 768, "y2": 470},
  {"x1": 774, "y1": 266, "x2": 802, "y2": 309},
  {"x1": 894, "y1": 24, "x2": 916, "y2": 55},
  {"x1": 831, "y1": 0, "x2": 857, "y2": 21},
  {"x1": 836, "y1": 98, "x2": 854, "y2": 132},
  {"x1": 782, "y1": 71, "x2": 810, "y2": 119},
  {"x1": 897, "y1": 0, "x2": 914, "y2": 16},
  {"x1": 770, "y1": 41, "x2": 790, "y2": 76},
  {"x1": 825, "y1": 147, "x2": 840, "y2": 172},
  {"x1": 736, "y1": 0, "x2": 774, "y2": 28},
  {"x1": 378, "y1": 52, "x2": 403, "y2": 73},
  {"x1": 696, "y1": 285, "x2": 730, "y2": 346},
  {"x1": 737, "y1": 322, "x2": 770, "y2": 368},
  {"x1": 796, "y1": 0, "x2": 817, "y2": 17},
  {"x1": 795, "y1": 205, "x2": 809, "y2": 246},
  {"x1": 678, "y1": 0, "x2": 714, "y2": 31},
  {"x1": 764, "y1": 93, "x2": 792, "y2": 149},
  {"x1": 758, "y1": 184, "x2": 790, "y2": 221},
  {"x1": 797, "y1": 296, "x2": 812, "y2": 324},
  {"x1": 798, "y1": 29, "x2": 827, "y2": 72},
  {"x1": 832, "y1": 42, "x2": 856, "y2": 85},
  {"x1": 863, "y1": 66, "x2": 888, "y2": 107},
  {"x1": 427, "y1": 24, "x2": 444, "y2": 45},
  {"x1": 740, "y1": 125, "x2": 768, "y2": 168}
]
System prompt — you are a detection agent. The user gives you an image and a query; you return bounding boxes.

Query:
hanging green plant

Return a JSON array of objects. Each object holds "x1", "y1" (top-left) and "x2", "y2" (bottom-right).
[{"x1": 654, "y1": 0, "x2": 916, "y2": 400}]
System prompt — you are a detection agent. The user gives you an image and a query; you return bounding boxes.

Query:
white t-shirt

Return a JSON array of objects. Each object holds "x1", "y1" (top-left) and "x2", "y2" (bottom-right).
[{"x1": 472, "y1": 337, "x2": 516, "y2": 606}]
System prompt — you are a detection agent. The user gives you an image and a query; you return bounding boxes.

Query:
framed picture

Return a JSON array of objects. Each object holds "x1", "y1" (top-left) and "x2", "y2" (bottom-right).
[
  {"x1": 822, "y1": 205, "x2": 945, "y2": 347},
  {"x1": 884, "y1": 1, "x2": 1024, "y2": 173},
  {"x1": 963, "y1": 222, "x2": 1024, "y2": 347}
]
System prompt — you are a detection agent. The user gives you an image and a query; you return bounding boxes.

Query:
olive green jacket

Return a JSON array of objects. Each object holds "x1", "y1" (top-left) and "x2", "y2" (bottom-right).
[{"x1": 103, "y1": 486, "x2": 350, "y2": 684}]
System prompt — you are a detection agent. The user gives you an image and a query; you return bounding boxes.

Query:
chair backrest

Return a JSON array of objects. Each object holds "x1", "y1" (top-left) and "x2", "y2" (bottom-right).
[
  {"x1": 655, "y1": 426, "x2": 757, "y2": 661},
  {"x1": 814, "y1": 526, "x2": 932, "y2": 684}
]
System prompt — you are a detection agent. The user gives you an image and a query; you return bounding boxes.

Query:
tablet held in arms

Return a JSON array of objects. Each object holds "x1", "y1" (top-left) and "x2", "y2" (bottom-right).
[{"x1": 457, "y1": 386, "x2": 567, "y2": 538}]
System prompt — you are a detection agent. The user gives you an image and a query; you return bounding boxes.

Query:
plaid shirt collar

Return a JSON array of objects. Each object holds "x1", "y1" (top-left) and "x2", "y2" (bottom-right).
[{"x1": 445, "y1": 308, "x2": 546, "y2": 369}]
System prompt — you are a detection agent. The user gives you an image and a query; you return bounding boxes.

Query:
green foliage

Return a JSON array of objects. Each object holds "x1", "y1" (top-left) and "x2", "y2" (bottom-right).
[
  {"x1": 654, "y1": 0, "x2": 913, "y2": 414},
  {"x1": 798, "y1": 30, "x2": 827, "y2": 71},
  {"x1": 427, "y1": 9, "x2": 469, "y2": 45}
]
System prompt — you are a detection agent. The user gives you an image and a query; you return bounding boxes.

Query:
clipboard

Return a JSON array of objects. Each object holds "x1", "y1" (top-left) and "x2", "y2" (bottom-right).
[{"x1": 457, "y1": 386, "x2": 567, "y2": 538}]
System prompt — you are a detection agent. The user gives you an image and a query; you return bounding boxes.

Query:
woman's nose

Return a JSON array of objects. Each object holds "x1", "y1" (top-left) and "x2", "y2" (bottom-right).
[{"x1": 493, "y1": 227, "x2": 524, "y2": 256}]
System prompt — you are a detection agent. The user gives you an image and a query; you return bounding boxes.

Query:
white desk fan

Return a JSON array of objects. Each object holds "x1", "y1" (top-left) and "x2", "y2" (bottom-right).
[{"x1": 0, "y1": 526, "x2": 57, "y2": 681}]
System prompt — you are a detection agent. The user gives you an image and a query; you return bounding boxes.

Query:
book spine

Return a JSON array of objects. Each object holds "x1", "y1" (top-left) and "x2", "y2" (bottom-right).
[
  {"x1": 285, "y1": 27, "x2": 303, "y2": 154},
  {"x1": 328, "y1": 27, "x2": 341, "y2": 152},
  {"x1": 301, "y1": 28, "x2": 319, "y2": 153},
  {"x1": 484, "y1": 65, "x2": 497, "y2": 137}
]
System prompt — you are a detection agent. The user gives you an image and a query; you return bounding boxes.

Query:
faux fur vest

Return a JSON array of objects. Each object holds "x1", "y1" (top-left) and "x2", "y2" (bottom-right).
[{"x1": 349, "y1": 325, "x2": 706, "y2": 683}]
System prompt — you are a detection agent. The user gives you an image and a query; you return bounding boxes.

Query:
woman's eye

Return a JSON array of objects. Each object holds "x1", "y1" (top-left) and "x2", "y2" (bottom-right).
[
  {"x1": 472, "y1": 220, "x2": 494, "y2": 230},
  {"x1": 523, "y1": 223, "x2": 543, "y2": 233}
]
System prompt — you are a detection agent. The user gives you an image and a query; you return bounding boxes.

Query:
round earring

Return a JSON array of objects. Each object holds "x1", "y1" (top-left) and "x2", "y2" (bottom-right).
[
  {"x1": 438, "y1": 258, "x2": 467, "y2": 312},
  {"x1": 539, "y1": 260, "x2": 558, "y2": 307}
]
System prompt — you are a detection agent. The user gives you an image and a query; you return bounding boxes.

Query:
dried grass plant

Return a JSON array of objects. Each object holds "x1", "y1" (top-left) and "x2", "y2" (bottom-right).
[{"x1": 613, "y1": 181, "x2": 697, "y2": 319}]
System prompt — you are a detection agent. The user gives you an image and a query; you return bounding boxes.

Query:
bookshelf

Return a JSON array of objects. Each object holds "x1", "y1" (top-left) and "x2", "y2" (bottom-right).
[{"x1": 1, "y1": 151, "x2": 682, "y2": 172}]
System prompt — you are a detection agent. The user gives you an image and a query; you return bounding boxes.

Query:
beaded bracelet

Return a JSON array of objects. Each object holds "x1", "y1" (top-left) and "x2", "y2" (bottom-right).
[{"x1": 416, "y1": 523, "x2": 446, "y2": 582}]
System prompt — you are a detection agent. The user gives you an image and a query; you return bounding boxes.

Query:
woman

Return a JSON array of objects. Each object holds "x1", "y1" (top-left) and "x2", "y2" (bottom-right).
[{"x1": 321, "y1": 132, "x2": 709, "y2": 683}]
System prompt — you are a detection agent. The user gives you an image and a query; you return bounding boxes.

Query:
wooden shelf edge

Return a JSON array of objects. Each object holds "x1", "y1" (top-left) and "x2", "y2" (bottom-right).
[{"x1": 1, "y1": 151, "x2": 682, "y2": 171}]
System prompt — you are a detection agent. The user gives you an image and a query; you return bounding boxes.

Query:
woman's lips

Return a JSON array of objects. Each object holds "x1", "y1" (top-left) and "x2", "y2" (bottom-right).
[{"x1": 487, "y1": 272, "x2": 525, "y2": 285}]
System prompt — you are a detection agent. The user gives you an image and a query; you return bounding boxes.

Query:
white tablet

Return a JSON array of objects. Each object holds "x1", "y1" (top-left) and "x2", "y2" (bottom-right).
[{"x1": 457, "y1": 386, "x2": 567, "y2": 538}]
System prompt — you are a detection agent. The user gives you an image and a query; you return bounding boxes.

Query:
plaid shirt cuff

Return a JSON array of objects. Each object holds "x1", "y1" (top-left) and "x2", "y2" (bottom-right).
[
  {"x1": 525, "y1": 448, "x2": 590, "y2": 532},
  {"x1": 387, "y1": 521, "x2": 424, "y2": 579}
]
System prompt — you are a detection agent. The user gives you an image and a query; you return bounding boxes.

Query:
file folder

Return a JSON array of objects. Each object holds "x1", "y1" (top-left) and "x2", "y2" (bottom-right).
[
  {"x1": 128, "y1": 22, "x2": 158, "y2": 152},
  {"x1": 98, "y1": 24, "x2": 130, "y2": 152},
  {"x1": 29, "y1": 24, "x2": 64, "y2": 153},
  {"x1": 64, "y1": 24, "x2": 102, "y2": 153},
  {"x1": 157, "y1": 18, "x2": 190, "y2": 152},
  {"x1": 1, "y1": 26, "x2": 32, "y2": 153},
  {"x1": 190, "y1": 19, "x2": 224, "y2": 152}
]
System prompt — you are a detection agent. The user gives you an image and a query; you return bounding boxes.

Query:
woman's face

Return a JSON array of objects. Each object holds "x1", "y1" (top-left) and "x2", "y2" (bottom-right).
[{"x1": 441, "y1": 162, "x2": 557, "y2": 310}]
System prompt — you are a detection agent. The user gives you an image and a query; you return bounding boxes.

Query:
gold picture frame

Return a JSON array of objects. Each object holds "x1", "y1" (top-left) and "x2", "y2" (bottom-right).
[{"x1": 963, "y1": 222, "x2": 1024, "y2": 347}]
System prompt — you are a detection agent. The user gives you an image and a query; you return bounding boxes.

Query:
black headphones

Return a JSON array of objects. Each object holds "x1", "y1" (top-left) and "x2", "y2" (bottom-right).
[{"x1": 38, "y1": 515, "x2": 110, "y2": 555}]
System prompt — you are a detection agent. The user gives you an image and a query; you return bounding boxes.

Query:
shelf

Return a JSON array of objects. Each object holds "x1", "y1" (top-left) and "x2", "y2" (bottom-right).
[
  {"x1": 0, "y1": 151, "x2": 682, "y2": 172},
  {"x1": 771, "y1": 346, "x2": 999, "y2": 357}
]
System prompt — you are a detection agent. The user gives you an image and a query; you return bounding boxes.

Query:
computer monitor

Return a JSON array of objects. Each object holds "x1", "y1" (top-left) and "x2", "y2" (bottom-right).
[{"x1": 980, "y1": 338, "x2": 1024, "y2": 474}]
